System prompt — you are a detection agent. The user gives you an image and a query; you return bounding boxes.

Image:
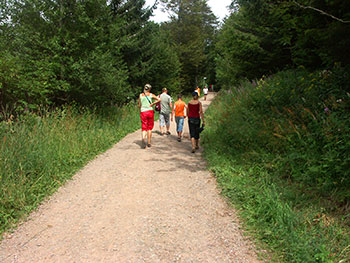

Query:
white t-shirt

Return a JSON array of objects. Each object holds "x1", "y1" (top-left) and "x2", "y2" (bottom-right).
[{"x1": 203, "y1": 88, "x2": 209, "y2": 95}]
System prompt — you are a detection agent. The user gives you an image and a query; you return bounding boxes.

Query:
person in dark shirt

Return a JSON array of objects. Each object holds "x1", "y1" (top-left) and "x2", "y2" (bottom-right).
[{"x1": 187, "y1": 92, "x2": 205, "y2": 153}]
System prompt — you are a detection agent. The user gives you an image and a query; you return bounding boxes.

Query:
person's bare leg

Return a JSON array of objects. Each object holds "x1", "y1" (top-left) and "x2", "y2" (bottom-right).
[
  {"x1": 177, "y1": 131, "x2": 182, "y2": 141},
  {"x1": 141, "y1": 131, "x2": 147, "y2": 148},
  {"x1": 147, "y1": 130, "x2": 152, "y2": 146},
  {"x1": 191, "y1": 138, "x2": 196, "y2": 152},
  {"x1": 166, "y1": 125, "x2": 170, "y2": 134},
  {"x1": 195, "y1": 139, "x2": 199, "y2": 149}
]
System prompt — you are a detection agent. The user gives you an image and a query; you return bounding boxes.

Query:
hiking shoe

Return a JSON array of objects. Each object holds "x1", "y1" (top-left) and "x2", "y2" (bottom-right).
[
  {"x1": 177, "y1": 137, "x2": 181, "y2": 142},
  {"x1": 147, "y1": 144, "x2": 151, "y2": 147},
  {"x1": 166, "y1": 131, "x2": 171, "y2": 135},
  {"x1": 191, "y1": 148, "x2": 195, "y2": 153}
]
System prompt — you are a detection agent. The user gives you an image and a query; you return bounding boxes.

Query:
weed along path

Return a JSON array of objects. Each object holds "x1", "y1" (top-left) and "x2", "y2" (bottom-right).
[{"x1": 0, "y1": 93, "x2": 259, "y2": 263}]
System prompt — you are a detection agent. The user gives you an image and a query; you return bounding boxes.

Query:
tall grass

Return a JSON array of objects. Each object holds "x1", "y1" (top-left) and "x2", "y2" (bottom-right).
[
  {"x1": 202, "y1": 66, "x2": 350, "y2": 262},
  {"x1": 0, "y1": 103, "x2": 141, "y2": 235}
]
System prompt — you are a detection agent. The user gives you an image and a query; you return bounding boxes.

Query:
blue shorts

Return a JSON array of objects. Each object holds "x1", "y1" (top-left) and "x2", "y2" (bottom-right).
[
  {"x1": 159, "y1": 113, "x2": 170, "y2": 127},
  {"x1": 175, "y1": 117, "x2": 184, "y2": 132}
]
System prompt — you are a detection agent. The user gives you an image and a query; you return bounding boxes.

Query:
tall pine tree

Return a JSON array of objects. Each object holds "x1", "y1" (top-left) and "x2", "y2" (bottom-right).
[{"x1": 160, "y1": 0, "x2": 218, "y2": 91}]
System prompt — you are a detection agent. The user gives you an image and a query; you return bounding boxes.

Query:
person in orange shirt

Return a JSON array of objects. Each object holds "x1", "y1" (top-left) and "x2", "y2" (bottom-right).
[
  {"x1": 171, "y1": 94, "x2": 187, "y2": 142},
  {"x1": 195, "y1": 86, "x2": 201, "y2": 96}
]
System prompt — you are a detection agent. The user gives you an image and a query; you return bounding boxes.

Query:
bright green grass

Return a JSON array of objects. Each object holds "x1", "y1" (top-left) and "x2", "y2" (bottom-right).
[
  {"x1": 202, "y1": 68, "x2": 350, "y2": 263},
  {"x1": 202, "y1": 151, "x2": 350, "y2": 262},
  {"x1": 0, "y1": 103, "x2": 141, "y2": 235}
]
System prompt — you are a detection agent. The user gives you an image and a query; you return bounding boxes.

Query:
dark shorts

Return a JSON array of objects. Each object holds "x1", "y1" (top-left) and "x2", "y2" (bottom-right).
[{"x1": 188, "y1": 117, "x2": 201, "y2": 139}]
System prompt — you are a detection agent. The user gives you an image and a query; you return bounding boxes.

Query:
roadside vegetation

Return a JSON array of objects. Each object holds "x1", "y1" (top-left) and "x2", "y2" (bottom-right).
[
  {"x1": 202, "y1": 66, "x2": 350, "y2": 262},
  {"x1": 206, "y1": 1, "x2": 350, "y2": 260},
  {"x1": 0, "y1": 104, "x2": 140, "y2": 235}
]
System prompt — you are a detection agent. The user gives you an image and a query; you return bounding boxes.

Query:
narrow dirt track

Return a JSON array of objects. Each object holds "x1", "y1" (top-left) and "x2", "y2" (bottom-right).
[{"x1": 0, "y1": 93, "x2": 259, "y2": 263}]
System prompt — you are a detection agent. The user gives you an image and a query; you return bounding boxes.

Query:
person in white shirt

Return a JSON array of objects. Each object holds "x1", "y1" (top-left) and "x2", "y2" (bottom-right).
[{"x1": 203, "y1": 85, "x2": 209, "y2": 101}]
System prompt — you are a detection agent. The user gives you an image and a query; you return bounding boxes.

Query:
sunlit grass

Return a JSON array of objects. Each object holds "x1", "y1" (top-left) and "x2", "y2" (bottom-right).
[{"x1": 0, "y1": 103, "x2": 141, "y2": 235}]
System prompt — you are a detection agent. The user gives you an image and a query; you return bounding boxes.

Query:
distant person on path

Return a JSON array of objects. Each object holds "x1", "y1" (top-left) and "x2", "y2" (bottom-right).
[
  {"x1": 159, "y1": 88, "x2": 173, "y2": 135},
  {"x1": 171, "y1": 94, "x2": 187, "y2": 142},
  {"x1": 195, "y1": 86, "x2": 201, "y2": 96},
  {"x1": 139, "y1": 84, "x2": 160, "y2": 148},
  {"x1": 203, "y1": 85, "x2": 209, "y2": 101},
  {"x1": 187, "y1": 92, "x2": 205, "y2": 153}
]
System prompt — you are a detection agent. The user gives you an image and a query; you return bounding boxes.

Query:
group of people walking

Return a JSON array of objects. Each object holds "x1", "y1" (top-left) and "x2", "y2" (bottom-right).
[{"x1": 139, "y1": 84, "x2": 205, "y2": 153}]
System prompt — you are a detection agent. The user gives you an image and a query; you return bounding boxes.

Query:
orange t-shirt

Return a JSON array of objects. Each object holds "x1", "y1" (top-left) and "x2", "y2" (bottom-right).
[{"x1": 174, "y1": 100, "x2": 186, "y2": 117}]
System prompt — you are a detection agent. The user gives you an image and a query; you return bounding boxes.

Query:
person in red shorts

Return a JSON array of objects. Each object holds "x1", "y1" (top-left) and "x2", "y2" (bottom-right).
[{"x1": 139, "y1": 84, "x2": 161, "y2": 148}]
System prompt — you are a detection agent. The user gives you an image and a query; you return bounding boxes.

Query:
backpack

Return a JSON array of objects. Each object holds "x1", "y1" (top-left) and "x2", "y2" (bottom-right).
[{"x1": 155, "y1": 95, "x2": 161, "y2": 112}]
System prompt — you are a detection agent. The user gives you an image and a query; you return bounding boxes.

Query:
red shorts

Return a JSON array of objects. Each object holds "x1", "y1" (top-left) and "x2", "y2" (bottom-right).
[{"x1": 140, "y1": 110, "x2": 154, "y2": 131}]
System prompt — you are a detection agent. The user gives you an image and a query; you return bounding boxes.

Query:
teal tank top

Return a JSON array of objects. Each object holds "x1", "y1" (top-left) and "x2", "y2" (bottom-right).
[{"x1": 140, "y1": 93, "x2": 153, "y2": 112}]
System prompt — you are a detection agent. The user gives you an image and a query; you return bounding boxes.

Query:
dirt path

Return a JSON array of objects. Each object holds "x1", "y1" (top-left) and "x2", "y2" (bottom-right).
[{"x1": 0, "y1": 93, "x2": 259, "y2": 263}]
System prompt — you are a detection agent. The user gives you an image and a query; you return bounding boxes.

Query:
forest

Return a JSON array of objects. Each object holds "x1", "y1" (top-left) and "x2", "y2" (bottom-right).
[
  {"x1": 1, "y1": 0, "x2": 350, "y2": 262},
  {"x1": 0, "y1": 0, "x2": 218, "y2": 111}
]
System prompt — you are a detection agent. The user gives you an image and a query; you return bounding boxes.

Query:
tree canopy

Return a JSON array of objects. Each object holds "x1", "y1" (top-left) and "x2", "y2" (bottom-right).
[
  {"x1": 159, "y1": 0, "x2": 218, "y2": 91},
  {"x1": 216, "y1": 0, "x2": 350, "y2": 87},
  {"x1": 1, "y1": 0, "x2": 349, "y2": 111},
  {"x1": 0, "y1": 0, "x2": 181, "y2": 111}
]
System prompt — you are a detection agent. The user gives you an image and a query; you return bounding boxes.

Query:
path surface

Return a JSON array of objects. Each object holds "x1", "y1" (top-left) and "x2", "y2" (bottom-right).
[{"x1": 0, "y1": 93, "x2": 259, "y2": 263}]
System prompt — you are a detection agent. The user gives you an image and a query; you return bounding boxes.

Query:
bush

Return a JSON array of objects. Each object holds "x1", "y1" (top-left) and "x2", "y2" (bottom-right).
[
  {"x1": 202, "y1": 66, "x2": 350, "y2": 262},
  {"x1": 206, "y1": 66, "x2": 350, "y2": 197}
]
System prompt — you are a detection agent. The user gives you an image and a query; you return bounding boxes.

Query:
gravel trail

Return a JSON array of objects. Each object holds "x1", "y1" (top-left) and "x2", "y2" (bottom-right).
[{"x1": 0, "y1": 93, "x2": 260, "y2": 263}]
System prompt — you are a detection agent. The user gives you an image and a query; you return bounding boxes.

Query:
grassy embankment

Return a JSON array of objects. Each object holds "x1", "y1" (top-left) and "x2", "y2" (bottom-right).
[
  {"x1": 202, "y1": 66, "x2": 350, "y2": 263},
  {"x1": 0, "y1": 103, "x2": 141, "y2": 235}
]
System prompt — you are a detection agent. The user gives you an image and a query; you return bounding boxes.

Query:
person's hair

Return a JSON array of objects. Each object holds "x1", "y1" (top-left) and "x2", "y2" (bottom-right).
[
  {"x1": 177, "y1": 94, "x2": 183, "y2": 99},
  {"x1": 192, "y1": 91, "x2": 199, "y2": 98},
  {"x1": 144, "y1": 84, "x2": 152, "y2": 91},
  {"x1": 162, "y1": 88, "x2": 167, "y2": 92}
]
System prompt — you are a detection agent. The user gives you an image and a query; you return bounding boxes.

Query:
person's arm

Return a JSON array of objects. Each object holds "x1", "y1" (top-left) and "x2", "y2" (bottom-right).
[
  {"x1": 184, "y1": 104, "x2": 188, "y2": 118},
  {"x1": 139, "y1": 94, "x2": 142, "y2": 111},
  {"x1": 170, "y1": 100, "x2": 173, "y2": 121},
  {"x1": 150, "y1": 94, "x2": 161, "y2": 107},
  {"x1": 199, "y1": 102, "x2": 205, "y2": 125},
  {"x1": 171, "y1": 103, "x2": 175, "y2": 121}
]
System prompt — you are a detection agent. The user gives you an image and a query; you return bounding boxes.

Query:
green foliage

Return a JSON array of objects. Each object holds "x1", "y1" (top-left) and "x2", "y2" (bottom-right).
[
  {"x1": 145, "y1": 23, "x2": 181, "y2": 95},
  {"x1": 160, "y1": 0, "x2": 218, "y2": 91},
  {"x1": 0, "y1": 103, "x2": 141, "y2": 234},
  {"x1": 216, "y1": 0, "x2": 350, "y2": 87},
  {"x1": 110, "y1": 0, "x2": 155, "y2": 95},
  {"x1": 289, "y1": 0, "x2": 350, "y2": 68},
  {"x1": 0, "y1": 0, "x2": 181, "y2": 112},
  {"x1": 215, "y1": 12, "x2": 267, "y2": 86},
  {"x1": 202, "y1": 67, "x2": 350, "y2": 262}
]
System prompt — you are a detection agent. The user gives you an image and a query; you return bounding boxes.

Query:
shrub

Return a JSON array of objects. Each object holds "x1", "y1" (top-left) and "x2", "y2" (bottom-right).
[{"x1": 202, "y1": 66, "x2": 350, "y2": 262}]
